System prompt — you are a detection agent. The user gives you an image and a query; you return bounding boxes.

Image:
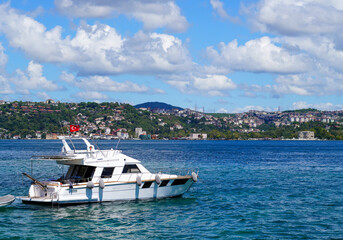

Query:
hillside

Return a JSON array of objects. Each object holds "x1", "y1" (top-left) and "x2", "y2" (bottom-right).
[
  {"x1": 1, "y1": 101, "x2": 343, "y2": 140},
  {"x1": 134, "y1": 102, "x2": 183, "y2": 111}
]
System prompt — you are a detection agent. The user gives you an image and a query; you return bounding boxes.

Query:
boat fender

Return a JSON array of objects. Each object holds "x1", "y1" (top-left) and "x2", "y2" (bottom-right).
[
  {"x1": 136, "y1": 176, "x2": 142, "y2": 186},
  {"x1": 191, "y1": 172, "x2": 198, "y2": 182},
  {"x1": 87, "y1": 181, "x2": 94, "y2": 189},
  {"x1": 99, "y1": 179, "x2": 105, "y2": 189},
  {"x1": 155, "y1": 175, "x2": 161, "y2": 185}
]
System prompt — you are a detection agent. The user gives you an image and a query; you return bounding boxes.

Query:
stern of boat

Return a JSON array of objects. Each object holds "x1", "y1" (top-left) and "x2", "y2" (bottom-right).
[{"x1": 19, "y1": 181, "x2": 61, "y2": 204}]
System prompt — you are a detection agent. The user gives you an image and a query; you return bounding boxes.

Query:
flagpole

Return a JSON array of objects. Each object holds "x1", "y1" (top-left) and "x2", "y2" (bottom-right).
[{"x1": 68, "y1": 125, "x2": 76, "y2": 151}]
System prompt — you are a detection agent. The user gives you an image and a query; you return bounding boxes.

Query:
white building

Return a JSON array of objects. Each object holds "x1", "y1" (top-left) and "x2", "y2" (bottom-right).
[
  {"x1": 117, "y1": 132, "x2": 129, "y2": 139},
  {"x1": 298, "y1": 131, "x2": 315, "y2": 140},
  {"x1": 105, "y1": 127, "x2": 111, "y2": 135},
  {"x1": 189, "y1": 133, "x2": 207, "y2": 140},
  {"x1": 135, "y1": 128, "x2": 143, "y2": 137}
]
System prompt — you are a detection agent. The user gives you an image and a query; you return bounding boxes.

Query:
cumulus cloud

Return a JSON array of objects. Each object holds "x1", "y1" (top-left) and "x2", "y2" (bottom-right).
[
  {"x1": 216, "y1": 108, "x2": 229, "y2": 113},
  {"x1": 246, "y1": 0, "x2": 343, "y2": 37},
  {"x1": 75, "y1": 91, "x2": 109, "y2": 101},
  {"x1": 54, "y1": 0, "x2": 189, "y2": 32},
  {"x1": 75, "y1": 76, "x2": 149, "y2": 93},
  {"x1": 0, "y1": 43, "x2": 7, "y2": 72},
  {"x1": 36, "y1": 92, "x2": 50, "y2": 100},
  {"x1": 281, "y1": 36, "x2": 343, "y2": 74},
  {"x1": 232, "y1": 105, "x2": 273, "y2": 113},
  {"x1": 0, "y1": 3, "x2": 238, "y2": 98},
  {"x1": 292, "y1": 101, "x2": 343, "y2": 111},
  {"x1": 61, "y1": 72, "x2": 151, "y2": 93},
  {"x1": 269, "y1": 63, "x2": 343, "y2": 97},
  {"x1": 0, "y1": 76, "x2": 13, "y2": 94},
  {"x1": 206, "y1": 37, "x2": 310, "y2": 74},
  {"x1": 213, "y1": 105, "x2": 275, "y2": 113},
  {"x1": 13, "y1": 61, "x2": 60, "y2": 94},
  {"x1": 227, "y1": 1, "x2": 343, "y2": 98},
  {"x1": 0, "y1": 42, "x2": 12, "y2": 95},
  {"x1": 166, "y1": 72, "x2": 237, "y2": 96},
  {"x1": 0, "y1": 4, "x2": 192, "y2": 76},
  {"x1": 210, "y1": 0, "x2": 240, "y2": 23}
]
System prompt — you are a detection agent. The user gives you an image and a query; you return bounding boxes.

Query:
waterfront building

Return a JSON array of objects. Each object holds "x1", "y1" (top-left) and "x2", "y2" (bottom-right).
[{"x1": 298, "y1": 131, "x2": 315, "y2": 140}]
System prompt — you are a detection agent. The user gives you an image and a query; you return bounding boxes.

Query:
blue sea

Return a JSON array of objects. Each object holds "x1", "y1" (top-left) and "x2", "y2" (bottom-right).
[{"x1": 1, "y1": 140, "x2": 343, "y2": 239}]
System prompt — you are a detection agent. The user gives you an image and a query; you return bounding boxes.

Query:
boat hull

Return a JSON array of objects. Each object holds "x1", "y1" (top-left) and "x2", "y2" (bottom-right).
[
  {"x1": 0, "y1": 195, "x2": 15, "y2": 207},
  {"x1": 20, "y1": 178, "x2": 194, "y2": 205}
]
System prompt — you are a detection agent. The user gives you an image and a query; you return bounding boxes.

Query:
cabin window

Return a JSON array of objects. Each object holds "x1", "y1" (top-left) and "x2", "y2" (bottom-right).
[
  {"x1": 70, "y1": 165, "x2": 95, "y2": 182},
  {"x1": 101, "y1": 167, "x2": 115, "y2": 178},
  {"x1": 171, "y1": 179, "x2": 188, "y2": 186},
  {"x1": 159, "y1": 180, "x2": 169, "y2": 187},
  {"x1": 122, "y1": 165, "x2": 141, "y2": 173},
  {"x1": 142, "y1": 181, "x2": 153, "y2": 188}
]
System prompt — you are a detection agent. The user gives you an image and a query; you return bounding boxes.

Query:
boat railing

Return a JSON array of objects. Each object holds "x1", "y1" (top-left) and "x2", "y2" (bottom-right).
[
  {"x1": 148, "y1": 167, "x2": 199, "y2": 177},
  {"x1": 83, "y1": 150, "x2": 120, "y2": 160},
  {"x1": 102, "y1": 168, "x2": 198, "y2": 183}
]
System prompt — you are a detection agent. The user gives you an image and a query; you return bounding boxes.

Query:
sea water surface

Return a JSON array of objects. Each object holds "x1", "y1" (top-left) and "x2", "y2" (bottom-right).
[{"x1": 1, "y1": 140, "x2": 343, "y2": 239}]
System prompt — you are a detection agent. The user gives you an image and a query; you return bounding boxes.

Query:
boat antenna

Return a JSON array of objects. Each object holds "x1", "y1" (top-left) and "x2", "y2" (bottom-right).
[
  {"x1": 58, "y1": 119, "x2": 66, "y2": 136},
  {"x1": 115, "y1": 138, "x2": 121, "y2": 150},
  {"x1": 59, "y1": 118, "x2": 76, "y2": 151},
  {"x1": 67, "y1": 124, "x2": 76, "y2": 151},
  {"x1": 91, "y1": 138, "x2": 100, "y2": 150},
  {"x1": 90, "y1": 138, "x2": 106, "y2": 157}
]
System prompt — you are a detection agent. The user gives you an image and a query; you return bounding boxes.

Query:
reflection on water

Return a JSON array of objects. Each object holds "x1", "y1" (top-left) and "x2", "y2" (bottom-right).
[{"x1": 1, "y1": 140, "x2": 343, "y2": 239}]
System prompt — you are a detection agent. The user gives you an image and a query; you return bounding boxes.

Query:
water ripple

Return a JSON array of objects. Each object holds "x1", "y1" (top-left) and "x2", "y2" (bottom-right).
[{"x1": 1, "y1": 140, "x2": 343, "y2": 239}]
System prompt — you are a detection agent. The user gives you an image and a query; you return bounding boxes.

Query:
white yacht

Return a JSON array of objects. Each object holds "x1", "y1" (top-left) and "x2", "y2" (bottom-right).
[{"x1": 19, "y1": 138, "x2": 198, "y2": 205}]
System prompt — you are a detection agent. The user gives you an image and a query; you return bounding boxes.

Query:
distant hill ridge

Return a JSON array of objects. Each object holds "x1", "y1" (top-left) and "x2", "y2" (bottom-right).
[{"x1": 134, "y1": 102, "x2": 183, "y2": 110}]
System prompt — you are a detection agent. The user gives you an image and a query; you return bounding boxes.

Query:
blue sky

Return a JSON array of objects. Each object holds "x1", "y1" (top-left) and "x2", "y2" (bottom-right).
[{"x1": 1, "y1": 0, "x2": 343, "y2": 113}]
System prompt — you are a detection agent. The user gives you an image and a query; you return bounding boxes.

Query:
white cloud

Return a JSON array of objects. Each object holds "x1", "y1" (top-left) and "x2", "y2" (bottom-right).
[
  {"x1": 76, "y1": 76, "x2": 149, "y2": 93},
  {"x1": 292, "y1": 101, "x2": 343, "y2": 111},
  {"x1": 192, "y1": 74, "x2": 236, "y2": 96},
  {"x1": 0, "y1": 76, "x2": 13, "y2": 94},
  {"x1": 75, "y1": 91, "x2": 109, "y2": 101},
  {"x1": 61, "y1": 73, "x2": 151, "y2": 93},
  {"x1": 281, "y1": 36, "x2": 343, "y2": 73},
  {"x1": 152, "y1": 88, "x2": 166, "y2": 94},
  {"x1": 54, "y1": 0, "x2": 189, "y2": 32},
  {"x1": 216, "y1": 108, "x2": 229, "y2": 113},
  {"x1": 206, "y1": 37, "x2": 310, "y2": 74},
  {"x1": 0, "y1": 4, "x2": 192, "y2": 76},
  {"x1": 0, "y1": 42, "x2": 12, "y2": 95},
  {"x1": 0, "y1": 3, "x2": 78, "y2": 63},
  {"x1": 270, "y1": 63, "x2": 343, "y2": 96},
  {"x1": 36, "y1": 92, "x2": 50, "y2": 100},
  {"x1": 0, "y1": 42, "x2": 7, "y2": 72},
  {"x1": 166, "y1": 72, "x2": 237, "y2": 96},
  {"x1": 60, "y1": 71, "x2": 75, "y2": 83},
  {"x1": 210, "y1": 0, "x2": 240, "y2": 23},
  {"x1": 13, "y1": 61, "x2": 60, "y2": 94},
  {"x1": 101, "y1": 31, "x2": 192, "y2": 76},
  {"x1": 247, "y1": 0, "x2": 343, "y2": 36},
  {"x1": 235, "y1": 1, "x2": 343, "y2": 97},
  {"x1": 232, "y1": 105, "x2": 273, "y2": 113},
  {"x1": 0, "y1": 3, "x2": 234, "y2": 97}
]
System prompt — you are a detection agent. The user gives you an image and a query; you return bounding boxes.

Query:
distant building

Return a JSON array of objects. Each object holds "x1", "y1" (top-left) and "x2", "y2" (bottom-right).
[
  {"x1": 35, "y1": 131, "x2": 42, "y2": 139},
  {"x1": 189, "y1": 133, "x2": 207, "y2": 140},
  {"x1": 105, "y1": 127, "x2": 111, "y2": 135},
  {"x1": 45, "y1": 99, "x2": 55, "y2": 104},
  {"x1": 298, "y1": 131, "x2": 315, "y2": 140},
  {"x1": 135, "y1": 128, "x2": 143, "y2": 137},
  {"x1": 46, "y1": 133, "x2": 58, "y2": 139}
]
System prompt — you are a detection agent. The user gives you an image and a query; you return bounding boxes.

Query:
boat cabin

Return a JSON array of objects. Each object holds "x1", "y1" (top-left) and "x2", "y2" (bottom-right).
[{"x1": 60, "y1": 163, "x2": 144, "y2": 184}]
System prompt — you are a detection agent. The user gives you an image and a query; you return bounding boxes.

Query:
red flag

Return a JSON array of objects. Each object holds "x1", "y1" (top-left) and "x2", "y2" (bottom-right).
[{"x1": 70, "y1": 125, "x2": 80, "y2": 132}]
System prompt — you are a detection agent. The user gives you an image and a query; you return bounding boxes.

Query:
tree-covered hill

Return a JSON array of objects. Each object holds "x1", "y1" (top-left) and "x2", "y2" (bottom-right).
[
  {"x1": 134, "y1": 102, "x2": 183, "y2": 111},
  {"x1": 1, "y1": 101, "x2": 343, "y2": 140}
]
